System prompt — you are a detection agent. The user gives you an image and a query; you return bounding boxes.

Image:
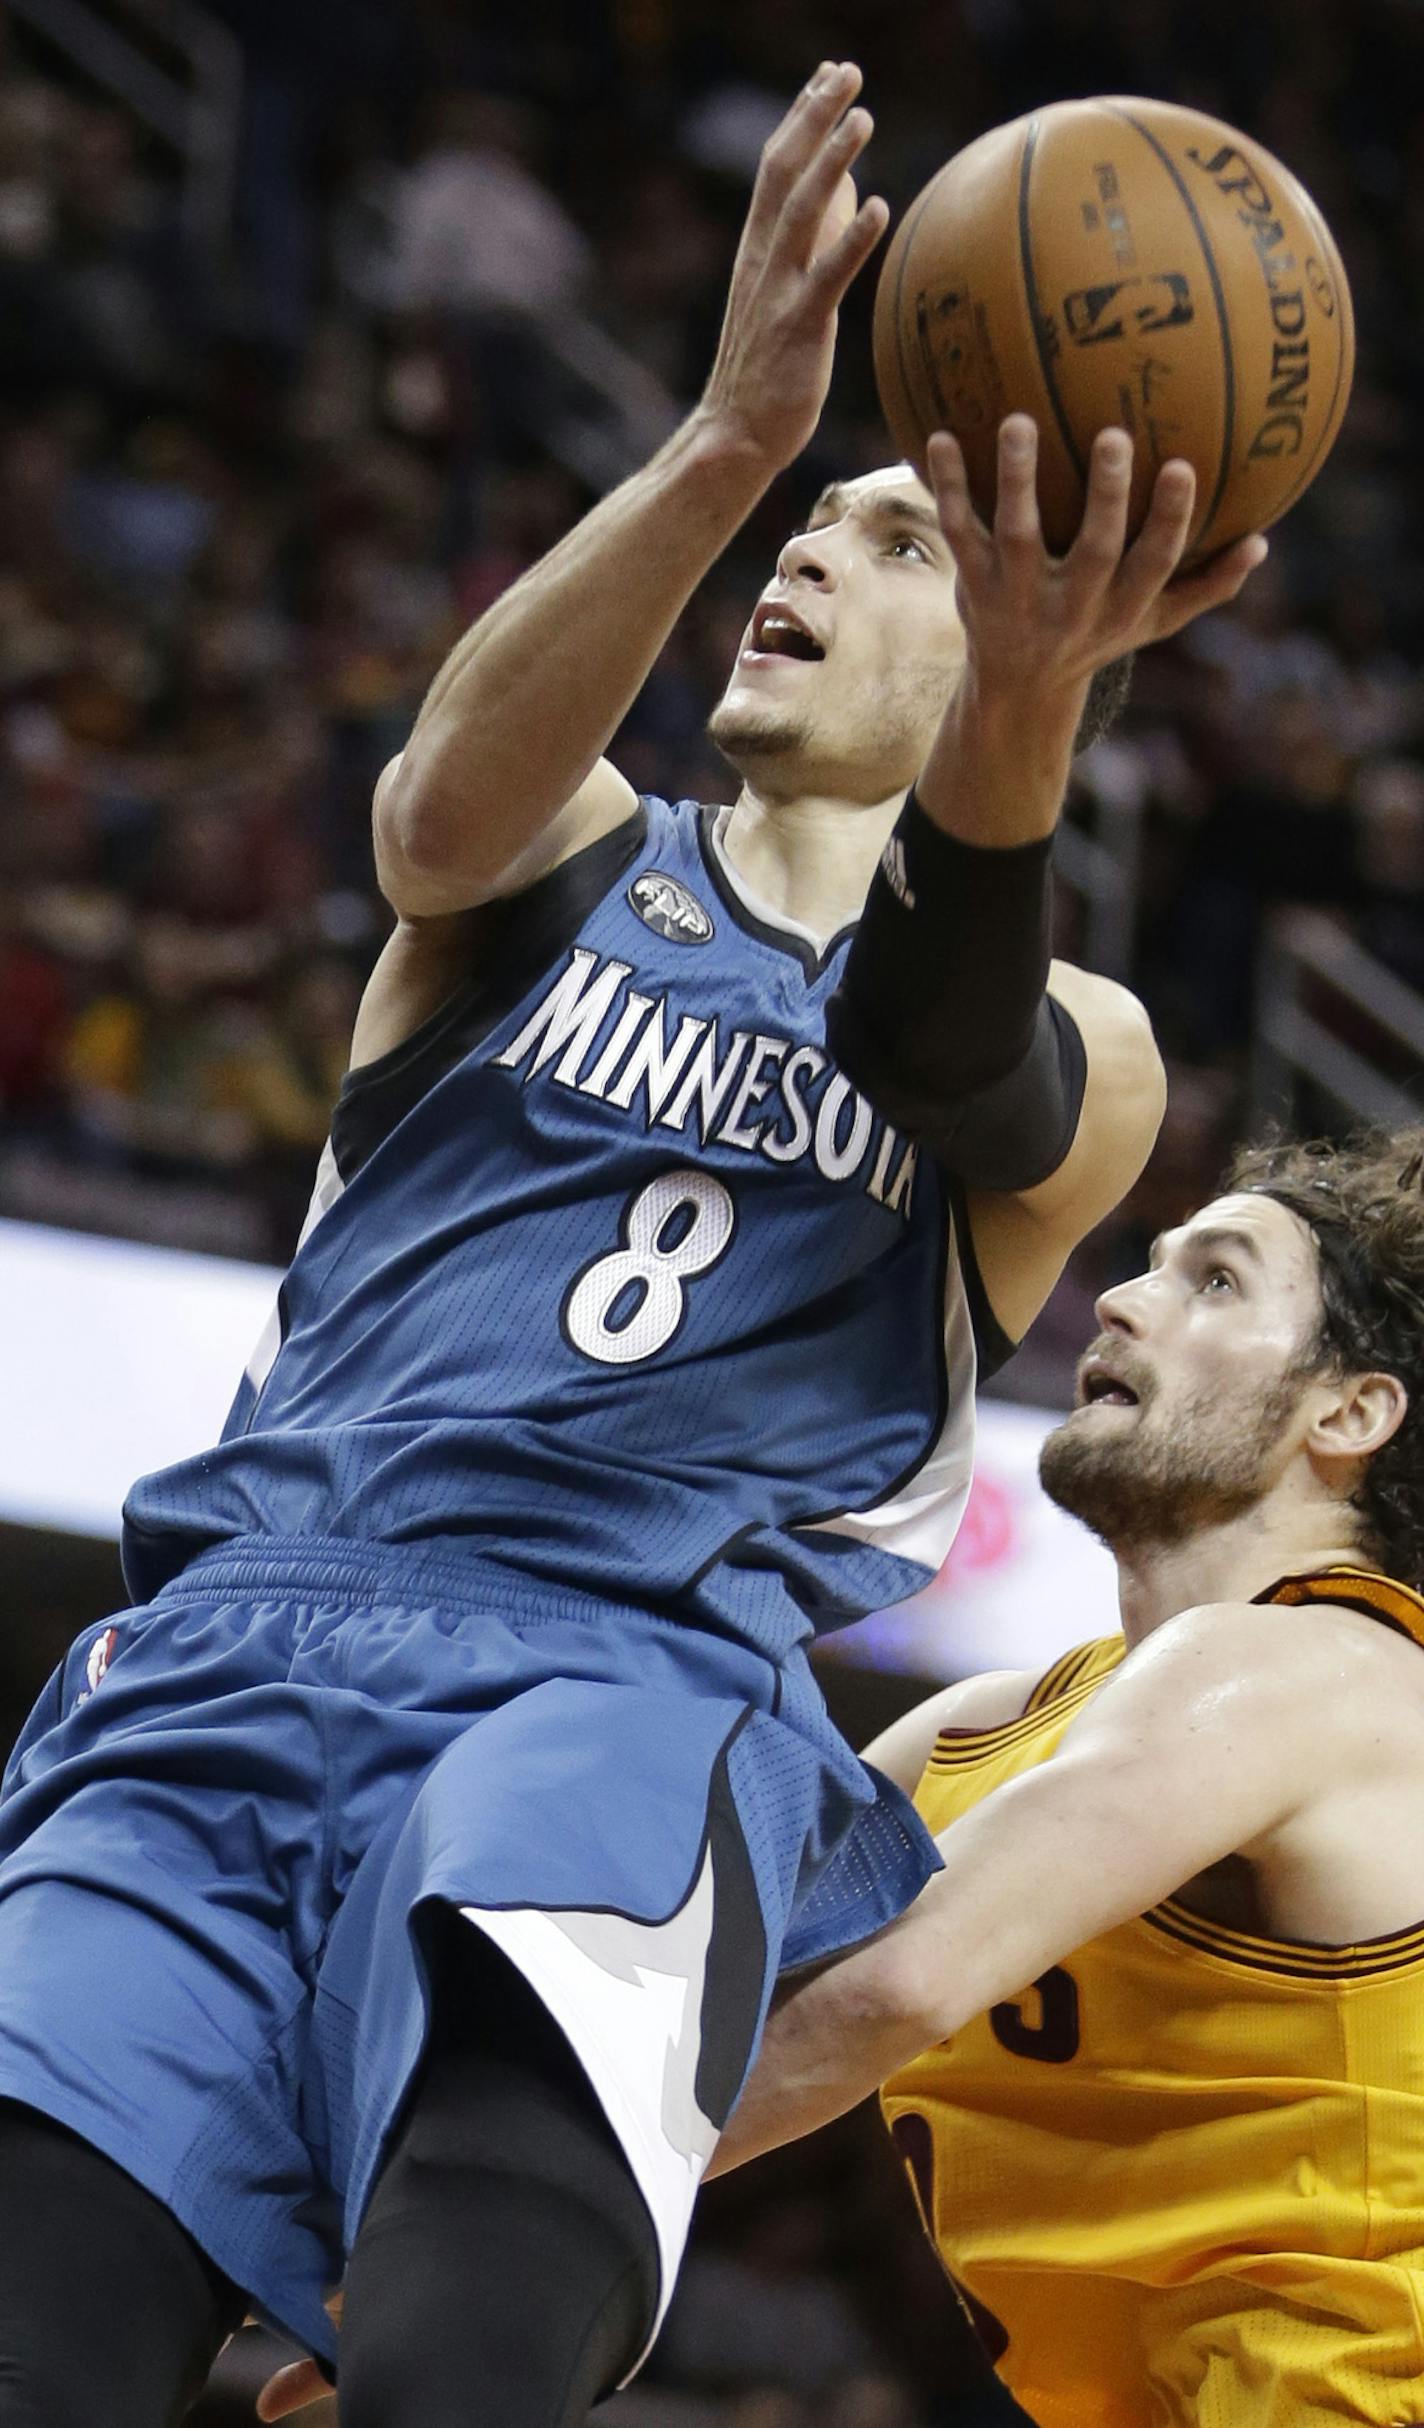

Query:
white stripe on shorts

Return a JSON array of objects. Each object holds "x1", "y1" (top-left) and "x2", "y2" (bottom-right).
[{"x1": 462, "y1": 1837, "x2": 719, "y2": 2379}]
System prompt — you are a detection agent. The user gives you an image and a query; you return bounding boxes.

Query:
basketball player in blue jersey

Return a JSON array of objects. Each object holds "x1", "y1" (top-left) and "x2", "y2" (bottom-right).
[{"x1": 0, "y1": 62, "x2": 1264, "y2": 2428}]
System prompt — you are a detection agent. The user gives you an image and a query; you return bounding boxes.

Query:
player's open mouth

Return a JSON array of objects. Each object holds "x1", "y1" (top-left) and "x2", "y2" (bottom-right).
[
  {"x1": 742, "y1": 603, "x2": 827, "y2": 665},
  {"x1": 1078, "y1": 1359, "x2": 1141, "y2": 1410}
]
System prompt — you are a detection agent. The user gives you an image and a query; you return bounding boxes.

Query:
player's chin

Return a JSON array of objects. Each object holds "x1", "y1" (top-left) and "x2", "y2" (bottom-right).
[{"x1": 707, "y1": 692, "x2": 807, "y2": 763}]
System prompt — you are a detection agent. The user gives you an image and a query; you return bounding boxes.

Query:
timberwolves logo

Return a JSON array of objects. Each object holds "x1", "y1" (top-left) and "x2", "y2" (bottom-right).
[{"x1": 628, "y1": 872, "x2": 713, "y2": 944}]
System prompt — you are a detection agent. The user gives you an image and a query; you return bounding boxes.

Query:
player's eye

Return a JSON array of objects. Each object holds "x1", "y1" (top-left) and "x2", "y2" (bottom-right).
[
  {"x1": 1201, "y1": 1266, "x2": 1236, "y2": 1295},
  {"x1": 886, "y1": 533, "x2": 930, "y2": 561}
]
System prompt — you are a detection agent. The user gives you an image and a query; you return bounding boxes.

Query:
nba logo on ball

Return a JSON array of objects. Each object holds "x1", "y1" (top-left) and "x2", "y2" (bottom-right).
[
  {"x1": 628, "y1": 873, "x2": 713, "y2": 944},
  {"x1": 873, "y1": 95, "x2": 1355, "y2": 564}
]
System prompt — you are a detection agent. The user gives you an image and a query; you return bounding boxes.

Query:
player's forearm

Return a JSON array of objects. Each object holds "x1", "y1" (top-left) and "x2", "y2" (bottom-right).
[
  {"x1": 715, "y1": 1752, "x2": 1239, "y2": 2176},
  {"x1": 709, "y1": 1934, "x2": 939, "y2": 2175},
  {"x1": 382, "y1": 410, "x2": 772, "y2": 891},
  {"x1": 914, "y1": 661, "x2": 1086, "y2": 848},
  {"x1": 892, "y1": 1748, "x2": 1259, "y2": 2047}
]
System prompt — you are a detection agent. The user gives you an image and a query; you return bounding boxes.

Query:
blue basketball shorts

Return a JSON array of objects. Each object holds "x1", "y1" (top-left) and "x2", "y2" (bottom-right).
[{"x1": 0, "y1": 1536, "x2": 937, "y2": 2368}]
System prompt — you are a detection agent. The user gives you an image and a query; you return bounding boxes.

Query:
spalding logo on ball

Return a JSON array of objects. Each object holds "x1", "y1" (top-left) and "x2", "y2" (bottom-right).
[{"x1": 873, "y1": 96, "x2": 1354, "y2": 564}]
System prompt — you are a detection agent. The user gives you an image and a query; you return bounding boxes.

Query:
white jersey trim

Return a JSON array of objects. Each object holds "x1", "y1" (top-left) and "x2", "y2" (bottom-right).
[
  {"x1": 242, "y1": 1137, "x2": 346, "y2": 1400},
  {"x1": 706, "y1": 805, "x2": 840, "y2": 958},
  {"x1": 804, "y1": 1220, "x2": 977, "y2": 1573}
]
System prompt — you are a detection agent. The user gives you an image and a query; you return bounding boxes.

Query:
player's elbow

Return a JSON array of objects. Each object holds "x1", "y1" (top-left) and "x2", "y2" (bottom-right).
[
  {"x1": 1104, "y1": 981, "x2": 1166, "y2": 1138},
  {"x1": 372, "y1": 734, "x2": 524, "y2": 917},
  {"x1": 1050, "y1": 967, "x2": 1164, "y2": 1117},
  {"x1": 849, "y1": 1902, "x2": 967, "y2": 2062},
  {"x1": 1049, "y1": 967, "x2": 1165, "y2": 1180},
  {"x1": 376, "y1": 735, "x2": 493, "y2": 891}
]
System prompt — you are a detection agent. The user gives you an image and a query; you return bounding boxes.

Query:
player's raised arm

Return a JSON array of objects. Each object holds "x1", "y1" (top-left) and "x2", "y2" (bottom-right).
[
  {"x1": 375, "y1": 61, "x2": 889, "y2": 920},
  {"x1": 709, "y1": 1597, "x2": 1352, "y2": 2175},
  {"x1": 827, "y1": 418, "x2": 1273, "y2": 1346}
]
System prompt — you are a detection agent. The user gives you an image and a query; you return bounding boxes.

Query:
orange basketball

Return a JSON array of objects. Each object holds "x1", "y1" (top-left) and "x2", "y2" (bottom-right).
[{"x1": 873, "y1": 97, "x2": 1354, "y2": 563}]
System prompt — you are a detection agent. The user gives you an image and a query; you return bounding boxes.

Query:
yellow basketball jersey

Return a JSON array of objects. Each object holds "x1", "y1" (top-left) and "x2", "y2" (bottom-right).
[{"x1": 880, "y1": 1569, "x2": 1424, "y2": 2428}]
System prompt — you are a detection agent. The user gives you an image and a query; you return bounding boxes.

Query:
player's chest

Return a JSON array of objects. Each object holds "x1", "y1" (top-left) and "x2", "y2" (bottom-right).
[{"x1": 475, "y1": 925, "x2": 925, "y2": 1227}]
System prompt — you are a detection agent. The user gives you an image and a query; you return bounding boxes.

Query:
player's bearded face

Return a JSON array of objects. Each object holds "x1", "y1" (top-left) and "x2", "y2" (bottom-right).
[
  {"x1": 1038, "y1": 1344, "x2": 1310, "y2": 1549},
  {"x1": 708, "y1": 468, "x2": 966, "y2": 803},
  {"x1": 1038, "y1": 1195, "x2": 1328, "y2": 1552}
]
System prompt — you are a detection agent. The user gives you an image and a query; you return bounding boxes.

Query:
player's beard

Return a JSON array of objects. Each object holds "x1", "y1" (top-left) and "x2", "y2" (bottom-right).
[
  {"x1": 1038, "y1": 1364, "x2": 1308, "y2": 1552},
  {"x1": 707, "y1": 661, "x2": 949, "y2": 796}
]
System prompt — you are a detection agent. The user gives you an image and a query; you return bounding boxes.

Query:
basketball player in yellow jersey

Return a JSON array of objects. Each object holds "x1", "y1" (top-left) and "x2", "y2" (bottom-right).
[{"x1": 716, "y1": 1127, "x2": 1424, "y2": 2428}]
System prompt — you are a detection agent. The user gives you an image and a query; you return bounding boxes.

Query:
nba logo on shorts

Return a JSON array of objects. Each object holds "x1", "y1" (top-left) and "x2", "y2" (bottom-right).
[
  {"x1": 79, "y1": 1626, "x2": 119, "y2": 1703},
  {"x1": 628, "y1": 872, "x2": 713, "y2": 944}
]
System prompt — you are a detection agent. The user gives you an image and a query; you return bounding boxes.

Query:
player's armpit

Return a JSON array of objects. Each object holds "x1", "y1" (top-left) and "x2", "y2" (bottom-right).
[
  {"x1": 964, "y1": 961, "x2": 1165, "y2": 1346},
  {"x1": 861, "y1": 1669, "x2": 1039, "y2": 1794}
]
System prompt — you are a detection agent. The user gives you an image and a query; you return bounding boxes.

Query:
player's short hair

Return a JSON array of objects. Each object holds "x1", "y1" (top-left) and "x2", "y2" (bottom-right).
[{"x1": 1225, "y1": 1127, "x2": 1424, "y2": 1587}]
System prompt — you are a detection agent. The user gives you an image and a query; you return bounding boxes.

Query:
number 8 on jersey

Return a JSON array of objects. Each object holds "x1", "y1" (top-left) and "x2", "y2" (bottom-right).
[{"x1": 564, "y1": 1169, "x2": 737, "y2": 1366}]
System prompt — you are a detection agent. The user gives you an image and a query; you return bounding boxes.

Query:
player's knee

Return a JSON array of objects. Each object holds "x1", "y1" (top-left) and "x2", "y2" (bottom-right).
[
  {"x1": 342, "y1": 2163, "x2": 654, "y2": 2428},
  {"x1": 0, "y1": 2101, "x2": 241, "y2": 2428}
]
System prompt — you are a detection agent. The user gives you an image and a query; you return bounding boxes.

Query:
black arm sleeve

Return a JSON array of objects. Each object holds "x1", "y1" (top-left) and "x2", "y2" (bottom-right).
[{"x1": 825, "y1": 788, "x2": 1088, "y2": 1194}]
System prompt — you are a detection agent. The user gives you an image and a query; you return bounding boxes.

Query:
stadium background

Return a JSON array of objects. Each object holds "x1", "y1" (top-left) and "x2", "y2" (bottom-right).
[{"x1": 1, "y1": 0, "x2": 1421, "y2": 2417}]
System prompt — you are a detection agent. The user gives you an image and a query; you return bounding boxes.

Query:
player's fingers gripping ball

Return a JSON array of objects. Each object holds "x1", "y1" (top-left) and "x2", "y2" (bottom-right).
[{"x1": 874, "y1": 96, "x2": 1354, "y2": 565}]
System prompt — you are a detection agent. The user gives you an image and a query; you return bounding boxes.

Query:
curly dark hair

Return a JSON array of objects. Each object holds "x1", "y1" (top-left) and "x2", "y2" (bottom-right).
[{"x1": 1224, "y1": 1127, "x2": 1424, "y2": 1590}]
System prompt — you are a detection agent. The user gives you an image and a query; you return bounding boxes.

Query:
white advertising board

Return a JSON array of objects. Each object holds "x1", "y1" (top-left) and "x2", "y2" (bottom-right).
[
  {"x1": 0, "y1": 1218, "x2": 1115, "y2": 1675},
  {"x1": 0, "y1": 1217, "x2": 275, "y2": 1539}
]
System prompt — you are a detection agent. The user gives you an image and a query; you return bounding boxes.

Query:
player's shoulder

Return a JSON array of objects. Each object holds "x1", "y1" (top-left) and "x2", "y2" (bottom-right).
[{"x1": 1115, "y1": 1587, "x2": 1422, "y2": 1715}]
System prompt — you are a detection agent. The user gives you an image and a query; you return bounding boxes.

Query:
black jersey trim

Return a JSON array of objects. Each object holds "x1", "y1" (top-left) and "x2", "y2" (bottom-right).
[
  {"x1": 332, "y1": 809, "x2": 647, "y2": 1181},
  {"x1": 696, "y1": 805, "x2": 856, "y2": 981},
  {"x1": 927, "y1": 1653, "x2": 1120, "y2": 1765},
  {"x1": 1024, "y1": 1638, "x2": 1114, "y2": 1714},
  {"x1": 1144, "y1": 1898, "x2": 1424, "y2": 1982},
  {"x1": 1257, "y1": 1567, "x2": 1424, "y2": 1654},
  {"x1": 946, "y1": 1177, "x2": 1018, "y2": 1382}
]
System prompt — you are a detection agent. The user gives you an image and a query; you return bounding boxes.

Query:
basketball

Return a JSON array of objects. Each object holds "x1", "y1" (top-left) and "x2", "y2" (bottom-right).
[{"x1": 873, "y1": 97, "x2": 1355, "y2": 562}]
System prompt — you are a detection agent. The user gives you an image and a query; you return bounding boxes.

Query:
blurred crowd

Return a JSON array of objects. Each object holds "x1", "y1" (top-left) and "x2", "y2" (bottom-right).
[
  {"x1": 1, "y1": 0, "x2": 1422, "y2": 1287},
  {"x1": 4, "y1": 6, "x2": 1420, "y2": 2418}
]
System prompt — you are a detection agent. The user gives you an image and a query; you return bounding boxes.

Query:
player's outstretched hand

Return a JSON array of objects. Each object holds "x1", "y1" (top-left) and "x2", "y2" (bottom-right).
[
  {"x1": 927, "y1": 415, "x2": 1268, "y2": 697},
  {"x1": 699, "y1": 61, "x2": 889, "y2": 476}
]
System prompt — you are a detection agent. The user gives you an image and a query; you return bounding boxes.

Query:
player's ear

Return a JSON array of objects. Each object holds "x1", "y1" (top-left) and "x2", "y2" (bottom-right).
[{"x1": 1306, "y1": 1369, "x2": 1408, "y2": 1468}]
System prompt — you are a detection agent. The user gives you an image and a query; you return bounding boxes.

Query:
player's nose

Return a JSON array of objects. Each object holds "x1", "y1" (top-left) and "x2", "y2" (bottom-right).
[
  {"x1": 776, "y1": 525, "x2": 842, "y2": 588},
  {"x1": 1093, "y1": 1272, "x2": 1152, "y2": 1336}
]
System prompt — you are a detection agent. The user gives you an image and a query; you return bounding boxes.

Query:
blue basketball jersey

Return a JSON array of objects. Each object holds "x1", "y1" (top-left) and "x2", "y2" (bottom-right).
[{"x1": 122, "y1": 797, "x2": 1004, "y2": 1654}]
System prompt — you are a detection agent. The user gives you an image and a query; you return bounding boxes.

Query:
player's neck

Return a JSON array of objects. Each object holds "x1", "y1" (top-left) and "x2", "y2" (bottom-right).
[
  {"x1": 721, "y1": 783, "x2": 903, "y2": 943},
  {"x1": 1114, "y1": 1508, "x2": 1376, "y2": 1647}
]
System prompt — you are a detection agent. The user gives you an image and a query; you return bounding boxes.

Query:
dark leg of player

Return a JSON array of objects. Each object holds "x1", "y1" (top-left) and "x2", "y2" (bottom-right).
[
  {"x1": 0, "y1": 2099, "x2": 244, "y2": 2428},
  {"x1": 338, "y1": 1915, "x2": 660, "y2": 2428}
]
